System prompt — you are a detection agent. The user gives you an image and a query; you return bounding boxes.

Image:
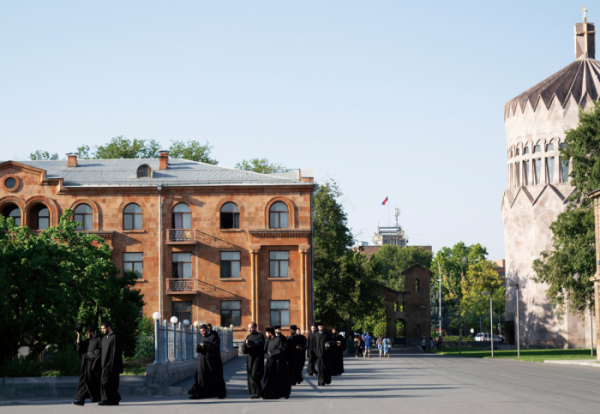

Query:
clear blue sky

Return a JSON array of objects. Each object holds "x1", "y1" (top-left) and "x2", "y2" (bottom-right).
[{"x1": 0, "y1": 1, "x2": 589, "y2": 259}]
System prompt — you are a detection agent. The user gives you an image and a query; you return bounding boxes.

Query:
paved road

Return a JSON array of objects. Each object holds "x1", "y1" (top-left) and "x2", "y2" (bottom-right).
[{"x1": 4, "y1": 346, "x2": 600, "y2": 413}]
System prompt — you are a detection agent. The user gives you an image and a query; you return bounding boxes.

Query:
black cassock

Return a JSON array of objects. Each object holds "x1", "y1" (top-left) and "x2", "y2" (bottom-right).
[
  {"x1": 74, "y1": 335, "x2": 102, "y2": 402},
  {"x1": 100, "y1": 332, "x2": 123, "y2": 405},
  {"x1": 306, "y1": 332, "x2": 317, "y2": 375},
  {"x1": 241, "y1": 331, "x2": 265, "y2": 396},
  {"x1": 261, "y1": 336, "x2": 291, "y2": 399},
  {"x1": 330, "y1": 334, "x2": 347, "y2": 376},
  {"x1": 189, "y1": 331, "x2": 227, "y2": 399},
  {"x1": 313, "y1": 331, "x2": 333, "y2": 386},
  {"x1": 286, "y1": 333, "x2": 307, "y2": 385}
]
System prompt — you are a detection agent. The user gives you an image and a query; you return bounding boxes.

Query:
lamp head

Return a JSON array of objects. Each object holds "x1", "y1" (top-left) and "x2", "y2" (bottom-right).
[
  {"x1": 170, "y1": 316, "x2": 179, "y2": 325},
  {"x1": 152, "y1": 312, "x2": 161, "y2": 321}
]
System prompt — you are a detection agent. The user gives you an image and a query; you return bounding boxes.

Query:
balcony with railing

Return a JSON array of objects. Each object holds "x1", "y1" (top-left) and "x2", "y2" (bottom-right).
[
  {"x1": 166, "y1": 278, "x2": 201, "y2": 294},
  {"x1": 167, "y1": 229, "x2": 199, "y2": 245}
]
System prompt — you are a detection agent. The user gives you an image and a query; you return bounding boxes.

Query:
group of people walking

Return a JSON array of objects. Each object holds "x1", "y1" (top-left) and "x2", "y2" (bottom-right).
[
  {"x1": 72, "y1": 321, "x2": 123, "y2": 406},
  {"x1": 354, "y1": 332, "x2": 392, "y2": 358}
]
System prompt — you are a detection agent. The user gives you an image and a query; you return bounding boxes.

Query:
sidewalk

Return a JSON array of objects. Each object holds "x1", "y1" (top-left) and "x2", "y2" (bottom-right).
[{"x1": 543, "y1": 359, "x2": 600, "y2": 368}]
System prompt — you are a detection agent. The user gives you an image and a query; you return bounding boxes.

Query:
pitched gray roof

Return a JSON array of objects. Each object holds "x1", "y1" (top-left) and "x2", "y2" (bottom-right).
[
  {"x1": 4, "y1": 159, "x2": 311, "y2": 187},
  {"x1": 505, "y1": 57, "x2": 600, "y2": 118}
]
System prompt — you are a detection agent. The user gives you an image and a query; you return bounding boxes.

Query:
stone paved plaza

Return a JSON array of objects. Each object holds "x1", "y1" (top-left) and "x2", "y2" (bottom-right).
[{"x1": 3, "y1": 347, "x2": 600, "y2": 414}]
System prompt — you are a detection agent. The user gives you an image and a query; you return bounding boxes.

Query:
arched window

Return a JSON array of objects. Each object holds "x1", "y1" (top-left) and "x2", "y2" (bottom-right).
[
  {"x1": 30, "y1": 204, "x2": 50, "y2": 230},
  {"x1": 220, "y1": 203, "x2": 239, "y2": 229},
  {"x1": 124, "y1": 203, "x2": 143, "y2": 230},
  {"x1": 74, "y1": 204, "x2": 93, "y2": 230},
  {"x1": 137, "y1": 165, "x2": 151, "y2": 178},
  {"x1": 1, "y1": 204, "x2": 21, "y2": 226},
  {"x1": 415, "y1": 279, "x2": 420, "y2": 292},
  {"x1": 173, "y1": 203, "x2": 191, "y2": 229},
  {"x1": 269, "y1": 202, "x2": 289, "y2": 229}
]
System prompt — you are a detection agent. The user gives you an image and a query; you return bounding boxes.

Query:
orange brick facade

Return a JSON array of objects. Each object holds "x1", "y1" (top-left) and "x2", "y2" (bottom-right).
[{"x1": 0, "y1": 160, "x2": 315, "y2": 340}]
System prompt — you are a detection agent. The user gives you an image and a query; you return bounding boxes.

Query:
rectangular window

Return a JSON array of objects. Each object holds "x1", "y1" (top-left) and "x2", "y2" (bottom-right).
[
  {"x1": 172, "y1": 253, "x2": 192, "y2": 278},
  {"x1": 124, "y1": 252, "x2": 143, "y2": 278},
  {"x1": 546, "y1": 143, "x2": 554, "y2": 151},
  {"x1": 534, "y1": 159, "x2": 542, "y2": 185},
  {"x1": 560, "y1": 157, "x2": 569, "y2": 183},
  {"x1": 523, "y1": 160, "x2": 529, "y2": 186},
  {"x1": 270, "y1": 300, "x2": 290, "y2": 327},
  {"x1": 269, "y1": 251, "x2": 289, "y2": 278},
  {"x1": 516, "y1": 148, "x2": 520, "y2": 156},
  {"x1": 524, "y1": 147, "x2": 529, "y2": 154},
  {"x1": 172, "y1": 301, "x2": 192, "y2": 324},
  {"x1": 533, "y1": 145, "x2": 541, "y2": 154},
  {"x1": 221, "y1": 252, "x2": 241, "y2": 278},
  {"x1": 221, "y1": 301, "x2": 241, "y2": 327},
  {"x1": 546, "y1": 157, "x2": 555, "y2": 184},
  {"x1": 515, "y1": 162, "x2": 520, "y2": 187}
]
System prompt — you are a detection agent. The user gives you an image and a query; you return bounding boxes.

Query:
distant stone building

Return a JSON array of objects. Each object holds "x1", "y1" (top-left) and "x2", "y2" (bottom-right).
[
  {"x1": 380, "y1": 264, "x2": 432, "y2": 344},
  {"x1": 502, "y1": 16, "x2": 595, "y2": 348},
  {"x1": 0, "y1": 152, "x2": 315, "y2": 340}
]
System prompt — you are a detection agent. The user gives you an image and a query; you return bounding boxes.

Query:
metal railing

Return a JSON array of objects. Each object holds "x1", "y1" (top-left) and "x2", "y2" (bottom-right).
[
  {"x1": 166, "y1": 278, "x2": 200, "y2": 293},
  {"x1": 153, "y1": 318, "x2": 234, "y2": 364},
  {"x1": 167, "y1": 229, "x2": 199, "y2": 243}
]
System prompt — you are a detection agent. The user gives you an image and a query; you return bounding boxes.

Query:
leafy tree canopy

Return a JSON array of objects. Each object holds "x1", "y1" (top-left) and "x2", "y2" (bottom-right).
[
  {"x1": 461, "y1": 260, "x2": 505, "y2": 320},
  {"x1": 29, "y1": 150, "x2": 59, "y2": 160},
  {"x1": 235, "y1": 158, "x2": 286, "y2": 174},
  {"x1": 433, "y1": 242, "x2": 488, "y2": 303},
  {"x1": 532, "y1": 102, "x2": 600, "y2": 316},
  {"x1": 367, "y1": 245, "x2": 432, "y2": 291},
  {"x1": 0, "y1": 211, "x2": 144, "y2": 371},
  {"x1": 73, "y1": 136, "x2": 218, "y2": 164},
  {"x1": 313, "y1": 180, "x2": 382, "y2": 332}
]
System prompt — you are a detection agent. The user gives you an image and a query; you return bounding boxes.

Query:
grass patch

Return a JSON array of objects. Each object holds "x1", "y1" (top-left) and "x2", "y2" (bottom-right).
[
  {"x1": 433, "y1": 347, "x2": 596, "y2": 362},
  {"x1": 121, "y1": 358, "x2": 152, "y2": 375}
]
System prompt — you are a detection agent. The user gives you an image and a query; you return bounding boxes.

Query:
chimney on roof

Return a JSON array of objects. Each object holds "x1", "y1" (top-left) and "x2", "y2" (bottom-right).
[
  {"x1": 158, "y1": 150, "x2": 169, "y2": 170},
  {"x1": 575, "y1": 8, "x2": 595, "y2": 59},
  {"x1": 66, "y1": 153, "x2": 78, "y2": 167}
]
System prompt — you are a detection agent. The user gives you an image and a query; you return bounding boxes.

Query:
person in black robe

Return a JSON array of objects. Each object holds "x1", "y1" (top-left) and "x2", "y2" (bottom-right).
[
  {"x1": 189, "y1": 324, "x2": 227, "y2": 400},
  {"x1": 99, "y1": 321, "x2": 123, "y2": 406},
  {"x1": 261, "y1": 327, "x2": 291, "y2": 400},
  {"x1": 287, "y1": 325, "x2": 307, "y2": 385},
  {"x1": 72, "y1": 325, "x2": 102, "y2": 406},
  {"x1": 330, "y1": 328, "x2": 347, "y2": 376},
  {"x1": 241, "y1": 322, "x2": 265, "y2": 399},
  {"x1": 306, "y1": 325, "x2": 317, "y2": 376},
  {"x1": 313, "y1": 322, "x2": 333, "y2": 386}
]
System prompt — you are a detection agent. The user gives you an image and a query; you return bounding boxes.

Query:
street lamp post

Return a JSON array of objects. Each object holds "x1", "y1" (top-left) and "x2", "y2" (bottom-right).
[{"x1": 483, "y1": 291, "x2": 493, "y2": 358}]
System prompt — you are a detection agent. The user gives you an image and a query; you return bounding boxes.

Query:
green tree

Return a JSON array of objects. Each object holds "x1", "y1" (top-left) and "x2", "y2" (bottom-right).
[
  {"x1": 367, "y1": 245, "x2": 432, "y2": 291},
  {"x1": 168, "y1": 140, "x2": 218, "y2": 164},
  {"x1": 313, "y1": 180, "x2": 382, "y2": 332},
  {"x1": 29, "y1": 150, "x2": 59, "y2": 160},
  {"x1": 532, "y1": 102, "x2": 600, "y2": 316},
  {"x1": 0, "y1": 211, "x2": 144, "y2": 372},
  {"x1": 95, "y1": 136, "x2": 161, "y2": 159},
  {"x1": 461, "y1": 260, "x2": 505, "y2": 326},
  {"x1": 235, "y1": 158, "x2": 286, "y2": 174}
]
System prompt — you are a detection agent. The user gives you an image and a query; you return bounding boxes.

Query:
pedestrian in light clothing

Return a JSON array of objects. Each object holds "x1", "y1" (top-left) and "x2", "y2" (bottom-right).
[
  {"x1": 362, "y1": 332, "x2": 372, "y2": 358},
  {"x1": 383, "y1": 337, "x2": 391, "y2": 357},
  {"x1": 376, "y1": 335, "x2": 383, "y2": 358}
]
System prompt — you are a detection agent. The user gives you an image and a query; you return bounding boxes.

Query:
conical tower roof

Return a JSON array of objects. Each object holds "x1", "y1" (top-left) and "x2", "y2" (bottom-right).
[{"x1": 505, "y1": 19, "x2": 599, "y2": 118}]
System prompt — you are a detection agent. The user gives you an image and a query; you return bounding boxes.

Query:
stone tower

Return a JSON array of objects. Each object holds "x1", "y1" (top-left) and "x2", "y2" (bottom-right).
[{"x1": 502, "y1": 16, "x2": 597, "y2": 348}]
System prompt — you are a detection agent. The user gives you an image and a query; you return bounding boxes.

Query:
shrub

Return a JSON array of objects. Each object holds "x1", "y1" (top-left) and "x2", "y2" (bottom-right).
[
  {"x1": 0, "y1": 356, "x2": 43, "y2": 377},
  {"x1": 47, "y1": 346, "x2": 80, "y2": 376}
]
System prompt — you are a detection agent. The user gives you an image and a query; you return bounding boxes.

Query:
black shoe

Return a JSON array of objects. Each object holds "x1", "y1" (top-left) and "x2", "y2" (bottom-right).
[
  {"x1": 98, "y1": 402, "x2": 108, "y2": 406},
  {"x1": 72, "y1": 400, "x2": 84, "y2": 406}
]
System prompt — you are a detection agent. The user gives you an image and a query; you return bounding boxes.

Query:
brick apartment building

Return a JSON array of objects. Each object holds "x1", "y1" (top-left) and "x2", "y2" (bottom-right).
[{"x1": 0, "y1": 152, "x2": 315, "y2": 339}]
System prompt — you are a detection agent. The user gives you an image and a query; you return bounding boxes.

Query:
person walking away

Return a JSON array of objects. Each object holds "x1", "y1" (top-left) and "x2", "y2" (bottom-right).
[
  {"x1": 72, "y1": 325, "x2": 102, "y2": 406},
  {"x1": 330, "y1": 328, "x2": 346, "y2": 375},
  {"x1": 261, "y1": 327, "x2": 292, "y2": 399},
  {"x1": 189, "y1": 324, "x2": 227, "y2": 400},
  {"x1": 362, "y1": 332, "x2": 373, "y2": 358},
  {"x1": 241, "y1": 322, "x2": 265, "y2": 399},
  {"x1": 99, "y1": 321, "x2": 123, "y2": 406},
  {"x1": 287, "y1": 325, "x2": 307, "y2": 385},
  {"x1": 421, "y1": 336, "x2": 426, "y2": 352},
  {"x1": 376, "y1": 335, "x2": 383, "y2": 358},
  {"x1": 356, "y1": 334, "x2": 364, "y2": 358},
  {"x1": 306, "y1": 325, "x2": 317, "y2": 376},
  {"x1": 313, "y1": 322, "x2": 333, "y2": 386},
  {"x1": 382, "y1": 336, "x2": 391, "y2": 358}
]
